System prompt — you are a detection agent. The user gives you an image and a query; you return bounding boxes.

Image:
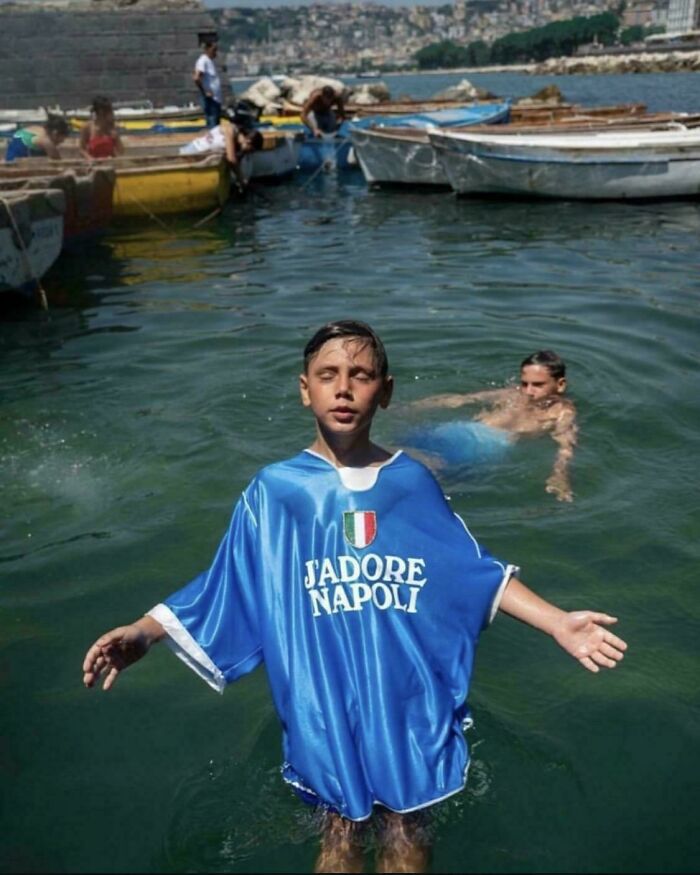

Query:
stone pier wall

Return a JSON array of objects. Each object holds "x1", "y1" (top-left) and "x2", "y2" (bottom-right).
[{"x1": 0, "y1": 8, "x2": 222, "y2": 110}]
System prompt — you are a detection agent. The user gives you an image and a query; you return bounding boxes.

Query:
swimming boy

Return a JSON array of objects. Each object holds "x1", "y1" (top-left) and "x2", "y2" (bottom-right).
[
  {"x1": 409, "y1": 350, "x2": 577, "y2": 502},
  {"x1": 82, "y1": 323, "x2": 625, "y2": 873}
]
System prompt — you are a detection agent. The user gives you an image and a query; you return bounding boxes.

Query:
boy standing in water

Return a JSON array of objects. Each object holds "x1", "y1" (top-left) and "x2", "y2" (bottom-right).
[
  {"x1": 82, "y1": 323, "x2": 625, "y2": 873},
  {"x1": 409, "y1": 350, "x2": 577, "y2": 502}
]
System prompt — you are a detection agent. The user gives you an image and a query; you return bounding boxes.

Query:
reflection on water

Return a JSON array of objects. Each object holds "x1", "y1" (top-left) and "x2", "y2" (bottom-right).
[{"x1": 2, "y1": 71, "x2": 700, "y2": 875}]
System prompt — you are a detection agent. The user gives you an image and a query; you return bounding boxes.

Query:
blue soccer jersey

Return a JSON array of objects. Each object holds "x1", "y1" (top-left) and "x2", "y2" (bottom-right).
[{"x1": 149, "y1": 450, "x2": 517, "y2": 821}]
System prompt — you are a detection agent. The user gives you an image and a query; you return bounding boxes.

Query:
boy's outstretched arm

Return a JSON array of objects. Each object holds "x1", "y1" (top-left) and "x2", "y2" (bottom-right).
[
  {"x1": 409, "y1": 387, "x2": 512, "y2": 411},
  {"x1": 82, "y1": 615, "x2": 166, "y2": 690},
  {"x1": 498, "y1": 577, "x2": 627, "y2": 673}
]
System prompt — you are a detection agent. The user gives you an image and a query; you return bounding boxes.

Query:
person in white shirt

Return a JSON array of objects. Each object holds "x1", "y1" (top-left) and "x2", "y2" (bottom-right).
[{"x1": 193, "y1": 39, "x2": 223, "y2": 128}]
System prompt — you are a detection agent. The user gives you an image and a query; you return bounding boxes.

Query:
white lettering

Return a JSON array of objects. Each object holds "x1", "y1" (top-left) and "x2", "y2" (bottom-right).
[
  {"x1": 332, "y1": 586, "x2": 352, "y2": 612},
  {"x1": 349, "y1": 582, "x2": 373, "y2": 610},
  {"x1": 361, "y1": 553, "x2": 383, "y2": 582},
  {"x1": 406, "y1": 557, "x2": 427, "y2": 586},
  {"x1": 406, "y1": 586, "x2": 421, "y2": 614},
  {"x1": 384, "y1": 555, "x2": 407, "y2": 583},
  {"x1": 304, "y1": 559, "x2": 319, "y2": 589},
  {"x1": 338, "y1": 555, "x2": 360, "y2": 583},
  {"x1": 319, "y1": 557, "x2": 340, "y2": 586},
  {"x1": 371, "y1": 582, "x2": 393, "y2": 610},
  {"x1": 390, "y1": 583, "x2": 408, "y2": 612},
  {"x1": 309, "y1": 587, "x2": 331, "y2": 616}
]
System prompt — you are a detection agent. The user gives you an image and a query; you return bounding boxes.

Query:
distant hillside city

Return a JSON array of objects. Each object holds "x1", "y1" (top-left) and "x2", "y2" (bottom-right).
[{"x1": 213, "y1": 1, "x2": 678, "y2": 76}]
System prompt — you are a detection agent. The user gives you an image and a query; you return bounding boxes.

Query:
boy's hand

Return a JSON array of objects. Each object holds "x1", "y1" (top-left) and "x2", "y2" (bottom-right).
[
  {"x1": 545, "y1": 473, "x2": 573, "y2": 502},
  {"x1": 82, "y1": 622, "x2": 157, "y2": 690},
  {"x1": 553, "y1": 612, "x2": 627, "y2": 672}
]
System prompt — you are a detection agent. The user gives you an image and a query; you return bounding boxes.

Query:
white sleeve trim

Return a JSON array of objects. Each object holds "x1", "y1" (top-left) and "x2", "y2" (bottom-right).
[
  {"x1": 147, "y1": 603, "x2": 226, "y2": 694},
  {"x1": 488, "y1": 563, "x2": 520, "y2": 625}
]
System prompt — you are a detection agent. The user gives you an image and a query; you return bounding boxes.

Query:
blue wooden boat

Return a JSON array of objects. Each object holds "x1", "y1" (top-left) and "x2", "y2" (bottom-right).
[{"x1": 348, "y1": 100, "x2": 512, "y2": 131}]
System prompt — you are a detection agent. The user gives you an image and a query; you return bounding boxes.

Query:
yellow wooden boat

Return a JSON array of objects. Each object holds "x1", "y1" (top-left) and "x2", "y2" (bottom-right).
[{"x1": 110, "y1": 153, "x2": 230, "y2": 218}]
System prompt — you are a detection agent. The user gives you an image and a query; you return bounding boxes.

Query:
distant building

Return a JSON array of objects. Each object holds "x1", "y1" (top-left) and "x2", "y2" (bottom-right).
[{"x1": 666, "y1": 0, "x2": 699, "y2": 33}]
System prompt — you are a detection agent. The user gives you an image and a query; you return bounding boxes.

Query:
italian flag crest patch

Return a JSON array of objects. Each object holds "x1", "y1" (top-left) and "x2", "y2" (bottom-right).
[{"x1": 343, "y1": 510, "x2": 377, "y2": 548}]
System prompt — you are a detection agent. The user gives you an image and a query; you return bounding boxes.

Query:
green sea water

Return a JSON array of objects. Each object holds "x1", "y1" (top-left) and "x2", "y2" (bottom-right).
[{"x1": 1, "y1": 73, "x2": 699, "y2": 874}]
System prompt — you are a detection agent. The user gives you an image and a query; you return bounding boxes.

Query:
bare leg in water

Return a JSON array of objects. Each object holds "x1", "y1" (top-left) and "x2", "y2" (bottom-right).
[
  {"x1": 375, "y1": 809, "x2": 430, "y2": 874},
  {"x1": 314, "y1": 812, "x2": 366, "y2": 874}
]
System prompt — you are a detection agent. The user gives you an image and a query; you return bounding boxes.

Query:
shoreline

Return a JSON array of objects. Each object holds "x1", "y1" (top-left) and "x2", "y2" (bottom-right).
[{"x1": 231, "y1": 50, "x2": 700, "y2": 83}]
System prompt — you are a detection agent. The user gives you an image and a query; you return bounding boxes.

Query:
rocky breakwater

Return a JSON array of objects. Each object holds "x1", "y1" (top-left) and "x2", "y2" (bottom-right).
[{"x1": 533, "y1": 50, "x2": 700, "y2": 75}]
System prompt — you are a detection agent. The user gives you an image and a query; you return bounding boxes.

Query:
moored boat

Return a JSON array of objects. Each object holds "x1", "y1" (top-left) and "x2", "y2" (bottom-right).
[
  {"x1": 428, "y1": 127, "x2": 700, "y2": 200},
  {"x1": 109, "y1": 154, "x2": 230, "y2": 217},
  {"x1": 292, "y1": 101, "x2": 512, "y2": 174},
  {"x1": 71, "y1": 129, "x2": 303, "y2": 186},
  {"x1": 351, "y1": 126, "x2": 451, "y2": 188},
  {"x1": 0, "y1": 166, "x2": 115, "y2": 245},
  {"x1": 240, "y1": 132, "x2": 302, "y2": 183},
  {"x1": 0, "y1": 188, "x2": 65, "y2": 295},
  {"x1": 352, "y1": 109, "x2": 700, "y2": 189}
]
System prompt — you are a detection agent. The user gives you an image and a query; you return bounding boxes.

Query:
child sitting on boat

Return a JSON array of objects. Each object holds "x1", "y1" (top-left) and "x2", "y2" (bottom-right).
[
  {"x1": 79, "y1": 96, "x2": 124, "y2": 159},
  {"x1": 4, "y1": 113, "x2": 70, "y2": 162},
  {"x1": 407, "y1": 350, "x2": 577, "y2": 502},
  {"x1": 82, "y1": 321, "x2": 624, "y2": 873}
]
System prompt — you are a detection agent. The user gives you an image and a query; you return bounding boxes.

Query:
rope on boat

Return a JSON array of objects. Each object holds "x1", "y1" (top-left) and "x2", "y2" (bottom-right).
[{"x1": 0, "y1": 195, "x2": 49, "y2": 310}]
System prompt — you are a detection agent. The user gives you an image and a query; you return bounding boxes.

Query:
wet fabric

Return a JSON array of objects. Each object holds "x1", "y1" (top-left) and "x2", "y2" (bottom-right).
[
  {"x1": 148, "y1": 450, "x2": 516, "y2": 820},
  {"x1": 5, "y1": 129, "x2": 44, "y2": 162},
  {"x1": 404, "y1": 420, "x2": 513, "y2": 467}
]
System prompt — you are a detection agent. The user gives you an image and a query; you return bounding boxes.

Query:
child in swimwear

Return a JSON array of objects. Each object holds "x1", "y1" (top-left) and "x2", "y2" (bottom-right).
[
  {"x1": 4, "y1": 113, "x2": 70, "y2": 162},
  {"x1": 79, "y1": 95, "x2": 124, "y2": 159},
  {"x1": 82, "y1": 323, "x2": 625, "y2": 873},
  {"x1": 409, "y1": 350, "x2": 578, "y2": 502}
]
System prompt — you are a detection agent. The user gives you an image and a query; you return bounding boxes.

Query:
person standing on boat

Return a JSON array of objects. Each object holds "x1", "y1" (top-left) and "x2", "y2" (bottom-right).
[
  {"x1": 301, "y1": 85, "x2": 346, "y2": 138},
  {"x1": 79, "y1": 96, "x2": 124, "y2": 160},
  {"x1": 4, "y1": 114, "x2": 70, "y2": 162},
  {"x1": 193, "y1": 39, "x2": 223, "y2": 129}
]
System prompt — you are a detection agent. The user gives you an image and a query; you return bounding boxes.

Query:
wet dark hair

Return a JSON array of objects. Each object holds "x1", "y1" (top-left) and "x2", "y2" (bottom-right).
[
  {"x1": 91, "y1": 95, "x2": 114, "y2": 115},
  {"x1": 321, "y1": 85, "x2": 335, "y2": 98},
  {"x1": 246, "y1": 130, "x2": 263, "y2": 151},
  {"x1": 520, "y1": 350, "x2": 566, "y2": 379},
  {"x1": 304, "y1": 320, "x2": 388, "y2": 377},
  {"x1": 44, "y1": 113, "x2": 70, "y2": 138}
]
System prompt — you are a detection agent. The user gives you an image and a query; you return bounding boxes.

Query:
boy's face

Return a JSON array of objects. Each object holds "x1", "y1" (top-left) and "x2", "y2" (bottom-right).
[
  {"x1": 519, "y1": 364, "x2": 566, "y2": 401},
  {"x1": 300, "y1": 337, "x2": 392, "y2": 438}
]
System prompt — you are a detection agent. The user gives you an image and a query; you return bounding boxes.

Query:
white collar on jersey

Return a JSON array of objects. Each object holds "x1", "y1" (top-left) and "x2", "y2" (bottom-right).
[{"x1": 303, "y1": 449, "x2": 403, "y2": 491}]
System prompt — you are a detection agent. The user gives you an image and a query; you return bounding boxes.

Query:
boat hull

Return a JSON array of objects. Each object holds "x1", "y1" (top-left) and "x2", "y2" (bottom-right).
[
  {"x1": 0, "y1": 189, "x2": 65, "y2": 293},
  {"x1": 241, "y1": 135, "x2": 301, "y2": 182},
  {"x1": 350, "y1": 128, "x2": 448, "y2": 187},
  {"x1": 0, "y1": 166, "x2": 114, "y2": 244},
  {"x1": 430, "y1": 129, "x2": 700, "y2": 200},
  {"x1": 111, "y1": 155, "x2": 230, "y2": 217}
]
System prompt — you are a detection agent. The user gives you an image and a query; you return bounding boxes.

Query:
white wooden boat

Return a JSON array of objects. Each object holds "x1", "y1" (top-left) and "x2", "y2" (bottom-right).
[
  {"x1": 350, "y1": 126, "x2": 451, "y2": 187},
  {"x1": 429, "y1": 127, "x2": 700, "y2": 200},
  {"x1": 0, "y1": 188, "x2": 65, "y2": 295},
  {"x1": 351, "y1": 111, "x2": 700, "y2": 190}
]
